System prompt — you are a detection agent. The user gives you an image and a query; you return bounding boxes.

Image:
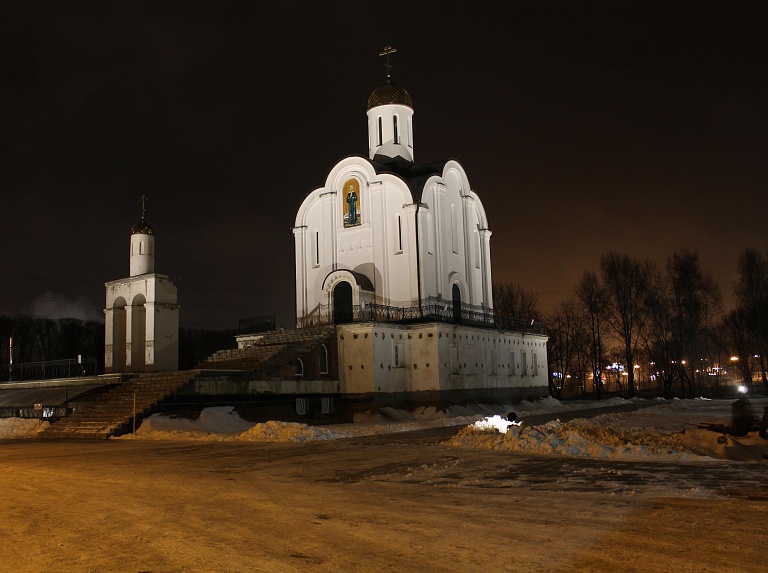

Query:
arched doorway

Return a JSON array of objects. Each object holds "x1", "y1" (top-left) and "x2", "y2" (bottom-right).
[
  {"x1": 131, "y1": 294, "x2": 146, "y2": 372},
  {"x1": 333, "y1": 281, "x2": 353, "y2": 324},
  {"x1": 112, "y1": 297, "x2": 127, "y2": 372},
  {"x1": 452, "y1": 284, "x2": 462, "y2": 324}
]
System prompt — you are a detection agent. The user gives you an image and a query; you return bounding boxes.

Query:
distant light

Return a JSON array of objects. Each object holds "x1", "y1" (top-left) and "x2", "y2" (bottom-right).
[
  {"x1": 739, "y1": 385, "x2": 748, "y2": 394},
  {"x1": 731, "y1": 356, "x2": 739, "y2": 362}
]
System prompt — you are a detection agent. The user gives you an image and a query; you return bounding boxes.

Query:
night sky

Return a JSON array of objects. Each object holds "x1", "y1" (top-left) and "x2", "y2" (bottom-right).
[{"x1": 2, "y1": 1, "x2": 766, "y2": 329}]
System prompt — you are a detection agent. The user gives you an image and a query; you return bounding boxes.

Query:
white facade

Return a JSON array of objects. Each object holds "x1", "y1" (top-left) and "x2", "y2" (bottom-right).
[
  {"x1": 294, "y1": 82, "x2": 492, "y2": 326},
  {"x1": 104, "y1": 216, "x2": 179, "y2": 373}
]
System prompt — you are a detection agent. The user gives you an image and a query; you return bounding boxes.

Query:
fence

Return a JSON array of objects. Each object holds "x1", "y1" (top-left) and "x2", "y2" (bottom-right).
[
  {"x1": 297, "y1": 295, "x2": 547, "y2": 335},
  {"x1": 1, "y1": 357, "x2": 98, "y2": 382}
]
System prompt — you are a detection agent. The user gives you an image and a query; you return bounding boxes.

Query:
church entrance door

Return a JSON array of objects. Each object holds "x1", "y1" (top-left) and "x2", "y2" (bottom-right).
[
  {"x1": 333, "y1": 282, "x2": 353, "y2": 324},
  {"x1": 452, "y1": 284, "x2": 462, "y2": 324}
]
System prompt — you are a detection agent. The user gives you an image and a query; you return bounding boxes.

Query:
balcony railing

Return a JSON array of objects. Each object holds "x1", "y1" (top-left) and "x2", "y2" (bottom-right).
[{"x1": 297, "y1": 295, "x2": 546, "y2": 335}]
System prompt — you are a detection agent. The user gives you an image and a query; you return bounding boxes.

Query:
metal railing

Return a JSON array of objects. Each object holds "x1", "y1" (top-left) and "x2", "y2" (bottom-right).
[
  {"x1": 1, "y1": 358, "x2": 98, "y2": 382},
  {"x1": 298, "y1": 296, "x2": 546, "y2": 335}
]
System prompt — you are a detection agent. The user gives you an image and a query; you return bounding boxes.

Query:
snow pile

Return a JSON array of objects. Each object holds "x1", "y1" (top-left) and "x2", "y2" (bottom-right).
[
  {"x1": 451, "y1": 399, "x2": 768, "y2": 462},
  {"x1": 102, "y1": 396, "x2": 768, "y2": 461},
  {"x1": 451, "y1": 418, "x2": 705, "y2": 461},
  {"x1": 0, "y1": 418, "x2": 50, "y2": 438},
  {"x1": 125, "y1": 407, "x2": 339, "y2": 443},
  {"x1": 236, "y1": 421, "x2": 335, "y2": 443}
]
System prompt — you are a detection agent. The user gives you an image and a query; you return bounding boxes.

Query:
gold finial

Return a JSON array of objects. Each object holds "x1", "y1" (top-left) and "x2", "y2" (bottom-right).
[
  {"x1": 379, "y1": 45, "x2": 397, "y2": 84},
  {"x1": 139, "y1": 194, "x2": 148, "y2": 221}
]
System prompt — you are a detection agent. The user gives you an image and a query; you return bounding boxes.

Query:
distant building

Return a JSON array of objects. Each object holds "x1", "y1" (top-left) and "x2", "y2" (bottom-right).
[
  {"x1": 104, "y1": 199, "x2": 179, "y2": 373},
  {"x1": 289, "y1": 49, "x2": 548, "y2": 401}
]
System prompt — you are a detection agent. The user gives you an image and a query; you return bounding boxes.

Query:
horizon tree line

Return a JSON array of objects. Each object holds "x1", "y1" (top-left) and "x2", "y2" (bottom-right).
[{"x1": 502, "y1": 248, "x2": 768, "y2": 399}]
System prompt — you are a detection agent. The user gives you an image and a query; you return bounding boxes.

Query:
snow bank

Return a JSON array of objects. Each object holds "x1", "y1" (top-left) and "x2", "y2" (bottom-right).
[
  {"x1": 0, "y1": 418, "x2": 50, "y2": 438},
  {"x1": 55, "y1": 396, "x2": 768, "y2": 462},
  {"x1": 452, "y1": 399, "x2": 768, "y2": 462}
]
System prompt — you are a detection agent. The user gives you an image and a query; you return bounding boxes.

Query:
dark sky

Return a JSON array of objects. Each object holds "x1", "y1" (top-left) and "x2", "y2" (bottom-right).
[{"x1": 2, "y1": 1, "x2": 766, "y2": 329}]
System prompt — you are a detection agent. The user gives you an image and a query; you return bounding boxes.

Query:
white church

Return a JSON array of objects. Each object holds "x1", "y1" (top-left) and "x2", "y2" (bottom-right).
[
  {"x1": 101, "y1": 48, "x2": 548, "y2": 404},
  {"x1": 290, "y1": 48, "x2": 548, "y2": 400}
]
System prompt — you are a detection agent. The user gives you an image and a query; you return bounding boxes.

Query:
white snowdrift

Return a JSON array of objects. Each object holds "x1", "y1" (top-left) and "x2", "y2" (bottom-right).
[
  {"x1": 452, "y1": 398, "x2": 768, "y2": 462},
  {"x1": 7, "y1": 395, "x2": 764, "y2": 462}
]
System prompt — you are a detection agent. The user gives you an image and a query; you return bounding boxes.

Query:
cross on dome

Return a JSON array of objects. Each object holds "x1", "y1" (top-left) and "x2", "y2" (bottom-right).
[{"x1": 379, "y1": 45, "x2": 397, "y2": 84}]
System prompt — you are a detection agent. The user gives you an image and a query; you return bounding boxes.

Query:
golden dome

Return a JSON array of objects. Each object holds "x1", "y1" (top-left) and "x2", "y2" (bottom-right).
[
  {"x1": 131, "y1": 219, "x2": 154, "y2": 235},
  {"x1": 367, "y1": 83, "x2": 413, "y2": 110}
]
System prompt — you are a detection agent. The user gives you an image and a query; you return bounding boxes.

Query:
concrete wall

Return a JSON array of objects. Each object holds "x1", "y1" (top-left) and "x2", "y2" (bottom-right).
[{"x1": 336, "y1": 322, "x2": 548, "y2": 399}]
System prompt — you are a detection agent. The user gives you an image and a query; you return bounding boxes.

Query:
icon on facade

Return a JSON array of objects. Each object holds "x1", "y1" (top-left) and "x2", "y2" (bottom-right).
[{"x1": 343, "y1": 179, "x2": 361, "y2": 227}]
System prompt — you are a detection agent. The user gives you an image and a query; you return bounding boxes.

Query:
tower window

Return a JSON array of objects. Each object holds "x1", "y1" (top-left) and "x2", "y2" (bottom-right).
[
  {"x1": 398, "y1": 215, "x2": 402, "y2": 252},
  {"x1": 393, "y1": 115, "x2": 399, "y2": 144},
  {"x1": 377, "y1": 116, "x2": 383, "y2": 146},
  {"x1": 140, "y1": 241, "x2": 145, "y2": 255}
]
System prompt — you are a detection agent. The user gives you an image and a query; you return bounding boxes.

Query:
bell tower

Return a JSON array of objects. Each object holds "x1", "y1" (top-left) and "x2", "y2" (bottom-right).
[{"x1": 104, "y1": 197, "x2": 179, "y2": 373}]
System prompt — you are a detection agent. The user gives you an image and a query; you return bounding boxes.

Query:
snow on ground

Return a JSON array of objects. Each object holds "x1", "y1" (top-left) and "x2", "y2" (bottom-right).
[
  {"x1": 4, "y1": 396, "x2": 767, "y2": 462},
  {"x1": 450, "y1": 397, "x2": 768, "y2": 462}
]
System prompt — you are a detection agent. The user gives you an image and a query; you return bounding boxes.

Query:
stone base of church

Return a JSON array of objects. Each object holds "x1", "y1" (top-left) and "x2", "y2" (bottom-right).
[{"x1": 335, "y1": 321, "x2": 549, "y2": 396}]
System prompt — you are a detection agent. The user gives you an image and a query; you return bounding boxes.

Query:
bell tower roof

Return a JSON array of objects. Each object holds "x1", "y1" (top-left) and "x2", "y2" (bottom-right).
[{"x1": 131, "y1": 194, "x2": 154, "y2": 235}]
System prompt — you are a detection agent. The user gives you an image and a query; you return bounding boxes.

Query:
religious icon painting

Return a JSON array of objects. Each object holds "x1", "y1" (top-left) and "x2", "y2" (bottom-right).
[{"x1": 342, "y1": 178, "x2": 361, "y2": 227}]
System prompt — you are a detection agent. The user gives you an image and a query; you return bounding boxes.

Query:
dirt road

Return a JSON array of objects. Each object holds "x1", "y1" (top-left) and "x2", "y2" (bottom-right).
[{"x1": 1, "y1": 432, "x2": 766, "y2": 572}]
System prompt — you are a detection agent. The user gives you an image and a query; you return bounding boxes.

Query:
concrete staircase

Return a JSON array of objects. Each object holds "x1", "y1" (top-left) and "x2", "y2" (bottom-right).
[
  {"x1": 39, "y1": 370, "x2": 200, "y2": 439},
  {"x1": 199, "y1": 325, "x2": 336, "y2": 373}
]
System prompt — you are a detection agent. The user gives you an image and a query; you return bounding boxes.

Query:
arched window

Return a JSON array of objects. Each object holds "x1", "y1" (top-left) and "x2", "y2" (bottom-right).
[
  {"x1": 320, "y1": 344, "x2": 329, "y2": 374},
  {"x1": 377, "y1": 116, "x2": 383, "y2": 146},
  {"x1": 393, "y1": 115, "x2": 399, "y2": 144},
  {"x1": 451, "y1": 204, "x2": 459, "y2": 254},
  {"x1": 294, "y1": 358, "x2": 304, "y2": 378}
]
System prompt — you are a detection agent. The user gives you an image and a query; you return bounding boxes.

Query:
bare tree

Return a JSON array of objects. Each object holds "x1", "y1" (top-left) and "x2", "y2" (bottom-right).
[
  {"x1": 735, "y1": 248, "x2": 768, "y2": 392},
  {"x1": 666, "y1": 250, "x2": 722, "y2": 397},
  {"x1": 546, "y1": 299, "x2": 582, "y2": 399},
  {"x1": 600, "y1": 253, "x2": 653, "y2": 398},
  {"x1": 575, "y1": 271, "x2": 608, "y2": 399},
  {"x1": 723, "y1": 308, "x2": 757, "y2": 387},
  {"x1": 642, "y1": 265, "x2": 679, "y2": 397},
  {"x1": 492, "y1": 282, "x2": 540, "y2": 329}
]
